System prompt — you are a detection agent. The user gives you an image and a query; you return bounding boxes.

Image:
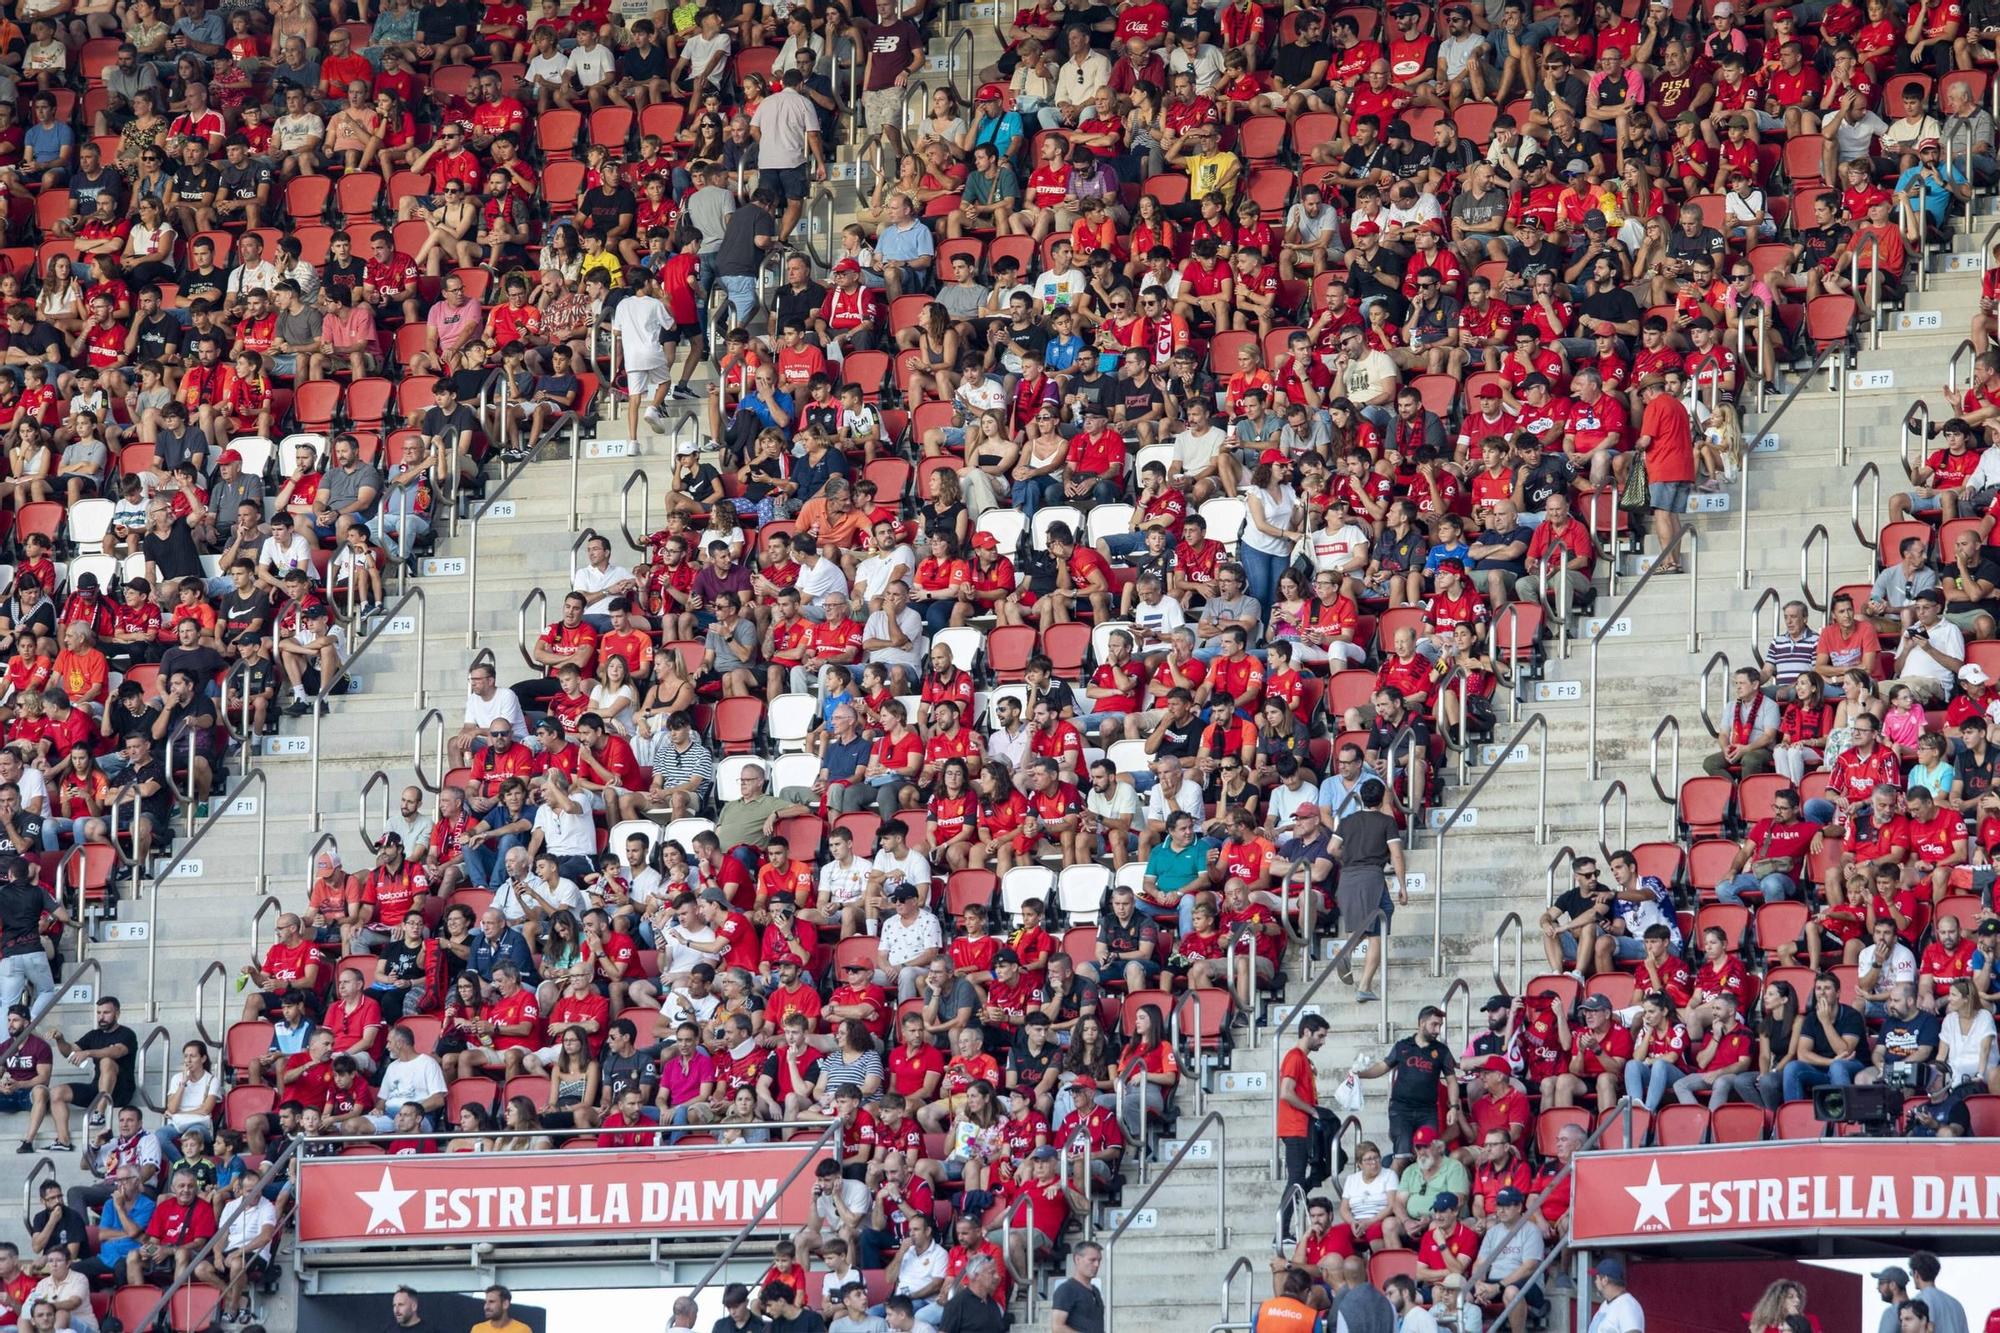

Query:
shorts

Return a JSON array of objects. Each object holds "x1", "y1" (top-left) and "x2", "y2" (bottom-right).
[
  {"x1": 1648, "y1": 480, "x2": 1692, "y2": 514},
  {"x1": 1947, "y1": 609, "x2": 1991, "y2": 634},
  {"x1": 626, "y1": 366, "x2": 671, "y2": 395},
  {"x1": 1607, "y1": 933, "x2": 1646, "y2": 961},
  {"x1": 0, "y1": 1090, "x2": 30, "y2": 1113},
  {"x1": 1908, "y1": 493, "x2": 1946, "y2": 514},
  {"x1": 863, "y1": 87, "x2": 901, "y2": 132},
  {"x1": 765, "y1": 164, "x2": 810, "y2": 201}
]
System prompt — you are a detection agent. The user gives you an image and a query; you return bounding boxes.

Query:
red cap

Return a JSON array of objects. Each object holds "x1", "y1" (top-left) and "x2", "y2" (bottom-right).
[
  {"x1": 1476, "y1": 383, "x2": 1502, "y2": 398},
  {"x1": 1594, "y1": 320, "x2": 1617, "y2": 336},
  {"x1": 833, "y1": 258, "x2": 862, "y2": 273},
  {"x1": 976, "y1": 81, "x2": 1007, "y2": 101},
  {"x1": 1413, "y1": 1126, "x2": 1440, "y2": 1148},
  {"x1": 972, "y1": 531, "x2": 999, "y2": 551},
  {"x1": 1483, "y1": 1055, "x2": 1512, "y2": 1074},
  {"x1": 1773, "y1": 7, "x2": 1794, "y2": 18},
  {"x1": 1072, "y1": 1074, "x2": 1099, "y2": 1091},
  {"x1": 1352, "y1": 221, "x2": 1380, "y2": 238},
  {"x1": 217, "y1": 449, "x2": 243, "y2": 466},
  {"x1": 1259, "y1": 448, "x2": 1288, "y2": 465}
]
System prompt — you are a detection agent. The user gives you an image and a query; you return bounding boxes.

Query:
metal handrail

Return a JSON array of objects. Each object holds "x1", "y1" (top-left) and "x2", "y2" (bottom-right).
[
  {"x1": 192, "y1": 961, "x2": 228, "y2": 1046},
  {"x1": 1743, "y1": 342, "x2": 1846, "y2": 583},
  {"x1": 1440, "y1": 976, "x2": 1471, "y2": 1053},
  {"x1": 1949, "y1": 335, "x2": 1980, "y2": 394},
  {"x1": 516, "y1": 588, "x2": 550, "y2": 672},
  {"x1": 945, "y1": 27, "x2": 974, "y2": 103},
  {"x1": 1902, "y1": 399, "x2": 1932, "y2": 482},
  {"x1": 463, "y1": 410, "x2": 583, "y2": 648},
  {"x1": 308, "y1": 584, "x2": 427, "y2": 830},
  {"x1": 1697, "y1": 650, "x2": 1734, "y2": 738},
  {"x1": 20, "y1": 1156, "x2": 52, "y2": 1226},
  {"x1": 1104, "y1": 1109, "x2": 1228, "y2": 1333},
  {"x1": 1221, "y1": 1256, "x2": 1257, "y2": 1324},
  {"x1": 897, "y1": 77, "x2": 930, "y2": 141},
  {"x1": 357, "y1": 771, "x2": 391, "y2": 848},
  {"x1": 146, "y1": 769, "x2": 269, "y2": 1021},
  {"x1": 1492, "y1": 911, "x2": 1523, "y2": 997},
  {"x1": 682, "y1": 1122, "x2": 841, "y2": 1302},
  {"x1": 1598, "y1": 780, "x2": 1627, "y2": 863},
  {"x1": 160, "y1": 718, "x2": 200, "y2": 840},
  {"x1": 1849, "y1": 230, "x2": 1883, "y2": 350},
  {"x1": 1546, "y1": 845, "x2": 1579, "y2": 907},
  {"x1": 620, "y1": 468, "x2": 653, "y2": 556},
  {"x1": 1852, "y1": 460, "x2": 1882, "y2": 553},
  {"x1": 1433, "y1": 713, "x2": 1547, "y2": 975},
  {"x1": 137, "y1": 1140, "x2": 299, "y2": 1333},
  {"x1": 1486, "y1": 1101, "x2": 1636, "y2": 1333},
  {"x1": 464, "y1": 364, "x2": 507, "y2": 529},
  {"x1": 1587, "y1": 524, "x2": 1697, "y2": 778},
  {"x1": 1649, "y1": 716, "x2": 1681, "y2": 836},
  {"x1": 1905, "y1": 190, "x2": 1927, "y2": 300},
  {"x1": 248, "y1": 896, "x2": 285, "y2": 966},
  {"x1": 1749, "y1": 585, "x2": 1782, "y2": 667},
  {"x1": 0, "y1": 959, "x2": 96, "y2": 1084},
  {"x1": 105, "y1": 788, "x2": 141, "y2": 898},
  {"x1": 413, "y1": 710, "x2": 445, "y2": 795},
  {"x1": 1801, "y1": 524, "x2": 1832, "y2": 613},
  {"x1": 135, "y1": 1024, "x2": 170, "y2": 1113}
]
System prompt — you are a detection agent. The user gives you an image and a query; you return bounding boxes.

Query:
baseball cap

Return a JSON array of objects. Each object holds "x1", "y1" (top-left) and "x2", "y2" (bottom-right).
[
  {"x1": 1495, "y1": 1187, "x2": 1526, "y2": 1208},
  {"x1": 1595, "y1": 1258, "x2": 1628, "y2": 1284},
  {"x1": 1562, "y1": 157, "x2": 1590, "y2": 177},
  {"x1": 1482, "y1": 993, "x2": 1510, "y2": 1011},
  {"x1": 1482, "y1": 1054, "x2": 1511, "y2": 1073},
  {"x1": 1579, "y1": 993, "x2": 1613, "y2": 1011},
  {"x1": 1432, "y1": 1192, "x2": 1460, "y2": 1212},
  {"x1": 1293, "y1": 802, "x2": 1320, "y2": 819},
  {"x1": 972, "y1": 532, "x2": 999, "y2": 551},
  {"x1": 1961, "y1": 664, "x2": 1990, "y2": 685},
  {"x1": 1259, "y1": 448, "x2": 1288, "y2": 466},
  {"x1": 1872, "y1": 1267, "x2": 1910, "y2": 1286},
  {"x1": 1352, "y1": 221, "x2": 1380, "y2": 238},
  {"x1": 1920, "y1": 137, "x2": 1943, "y2": 151},
  {"x1": 1031, "y1": 1145, "x2": 1060, "y2": 1160},
  {"x1": 976, "y1": 81, "x2": 1006, "y2": 101},
  {"x1": 1476, "y1": 383, "x2": 1502, "y2": 399},
  {"x1": 1071, "y1": 1073, "x2": 1098, "y2": 1090},
  {"x1": 1594, "y1": 320, "x2": 1617, "y2": 337},
  {"x1": 1412, "y1": 1126, "x2": 1439, "y2": 1148},
  {"x1": 1915, "y1": 587, "x2": 1946, "y2": 605},
  {"x1": 698, "y1": 887, "x2": 730, "y2": 906},
  {"x1": 1386, "y1": 120, "x2": 1413, "y2": 139},
  {"x1": 889, "y1": 883, "x2": 919, "y2": 903},
  {"x1": 676, "y1": 440, "x2": 699, "y2": 456},
  {"x1": 1583, "y1": 209, "x2": 1608, "y2": 231},
  {"x1": 305, "y1": 603, "x2": 331, "y2": 620},
  {"x1": 832, "y1": 258, "x2": 861, "y2": 273},
  {"x1": 218, "y1": 448, "x2": 243, "y2": 466},
  {"x1": 1519, "y1": 373, "x2": 1551, "y2": 391}
]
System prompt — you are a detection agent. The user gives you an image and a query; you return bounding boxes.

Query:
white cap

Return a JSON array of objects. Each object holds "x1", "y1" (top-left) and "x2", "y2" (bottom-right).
[
  {"x1": 676, "y1": 440, "x2": 700, "y2": 457},
  {"x1": 1961, "y1": 663, "x2": 1990, "y2": 685}
]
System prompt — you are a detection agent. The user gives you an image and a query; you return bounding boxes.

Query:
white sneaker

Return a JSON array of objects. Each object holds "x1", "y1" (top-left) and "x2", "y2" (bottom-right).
[{"x1": 643, "y1": 408, "x2": 669, "y2": 430}]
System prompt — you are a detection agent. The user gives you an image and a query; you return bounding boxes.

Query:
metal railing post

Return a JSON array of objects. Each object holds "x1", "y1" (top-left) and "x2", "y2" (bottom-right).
[
  {"x1": 1649, "y1": 716, "x2": 1682, "y2": 838},
  {"x1": 1697, "y1": 651, "x2": 1734, "y2": 738},
  {"x1": 1902, "y1": 400, "x2": 1933, "y2": 482},
  {"x1": 147, "y1": 770, "x2": 268, "y2": 1021},
  {"x1": 1433, "y1": 713, "x2": 1547, "y2": 976},
  {"x1": 1801, "y1": 524, "x2": 1831, "y2": 614},
  {"x1": 1597, "y1": 780, "x2": 1627, "y2": 863},
  {"x1": 1491, "y1": 912, "x2": 1523, "y2": 997},
  {"x1": 307, "y1": 585, "x2": 426, "y2": 830}
]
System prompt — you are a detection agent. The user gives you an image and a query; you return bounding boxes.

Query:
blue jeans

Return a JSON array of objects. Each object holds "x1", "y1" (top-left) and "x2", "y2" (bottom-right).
[
  {"x1": 1716, "y1": 871, "x2": 1796, "y2": 906},
  {"x1": 1041, "y1": 475, "x2": 1120, "y2": 508},
  {"x1": 718, "y1": 274, "x2": 756, "y2": 329},
  {"x1": 1783, "y1": 1058, "x2": 1865, "y2": 1102},
  {"x1": 1010, "y1": 475, "x2": 1046, "y2": 519},
  {"x1": 1240, "y1": 544, "x2": 1292, "y2": 611},
  {"x1": 1624, "y1": 1059, "x2": 1679, "y2": 1112},
  {"x1": 463, "y1": 831, "x2": 528, "y2": 889},
  {"x1": 1101, "y1": 532, "x2": 1148, "y2": 560},
  {"x1": 1803, "y1": 798, "x2": 1836, "y2": 826},
  {"x1": 1136, "y1": 893, "x2": 1199, "y2": 936}
]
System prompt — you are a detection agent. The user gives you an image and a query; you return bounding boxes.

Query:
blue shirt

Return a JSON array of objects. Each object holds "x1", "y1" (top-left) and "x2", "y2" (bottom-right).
[
  {"x1": 821, "y1": 733, "x2": 872, "y2": 784},
  {"x1": 740, "y1": 388, "x2": 796, "y2": 430},
  {"x1": 1423, "y1": 541, "x2": 1470, "y2": 574},
  {"x1": 23, "y1": 121, "x2": 72, "y2": 169},
  {"x1": 876, "y1": 219, "x2": 935, "y2": 265},
  {"x1": 1144, "y1": 840, "x2": 1207, "y2": 895},
  {"x1": 98, "y1": 1194, "x2": 157, "y2": 1264},
  {"x1": 1895, "y1": 162, "x2": 1965, "y2": 227},
  {"x1": 792, "y1": 443, "x2": 849, "y2": 502},
  {"x1": 1043, "y1": 333, "x2": 1084, "y2": 373},
  {"x1": 1316, "y1": 765, "x2": 1381, "y2": 820},
  {"x1": 467, "y1": 926, "x2": 536, "y2": 984}
]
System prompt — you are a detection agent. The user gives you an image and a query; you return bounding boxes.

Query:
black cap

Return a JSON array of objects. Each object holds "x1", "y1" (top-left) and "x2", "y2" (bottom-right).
[
  {"x1": 994, "y1": 947, "x2": 1021, "y2": 965},
  {"x1": 1386, "y1": 120, "x2": 1413, "y2": 139},
  {"x1": 1519, "y1": 373, "x2": 1551, "y2": 390},
  {"x1": 1582, "y1": 209, "x2": 1607, "y2": 230},
  {"x1": 1482, "y1": 993, "x2": 1511, "y2": 1012}
]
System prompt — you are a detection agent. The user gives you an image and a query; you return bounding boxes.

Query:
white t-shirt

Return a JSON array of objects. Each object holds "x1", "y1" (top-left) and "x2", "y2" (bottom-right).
[
  {"x1": 532, "y1": 794, "x2": 600, "y2": 857},
  {"x1": 1033, "y1": 267, "x2": 1086, "y2": 314},
  {"x1": 863, "y1": 607, "x2": 927, "y2": 671},
  {"x1": 1942, "y1": 1008, "x2": 1995, "y2": 1083},
  {"x1": 526, "y1": 52, "x2": 569, "y2": 87},
  {"x1": 795, "y1": 557, "x2": 849, "y2": 610},
  {"x1": 659, "y1": 920, "x2": 721, "y2": 976},
  {"x1": 682, "y1": 31, "x2": 734, "y2": 86},
  {"x1": 871, "y1": 848, "x2": 932, "y2": 894},
  {"x1": 463, "y1": 686, "x2": 527, "y2": 739},
  {"x1": 1132, "y1": 595, "x2": 1185, "y2": 636},
  {"x1": 1311, "y1": 522, "x2": 1371, "y2": 573},
  {"x1": 567, "y1": 42, "x2": 615, "y2": 87},
  {"x1": 1142, "y1": 776, "x2": 1206, "y2": 828},
  {"x1": 1173, "y1": 426, "x2": 1228, "y2": 475},
  {"x1": 218, "y1": 1194, "x2": 279, "y2": 1258},
  {"x1": 1592, "y1": 1291, "x2": 1646, "y2": 1333},
  {"x1": 258, "y1": 532, "x2": 314, "y2": 575},
  {"x1": 855, "y1": 545, "x2": 916, "y2": 604},
  {"x1": 378, "y1": 1053, "x2": 448, "y2": 1112},
  {"x1": 611, "y1": 293, "x2": 672, "y2": 372},
  {"x1": 1341, "y1": 1167, "x2": 1394, "y2": 1221},
  {"x1": 573, "y1": 562, "x2": 635, "y2": 615},
  {"x1": 1902, "y1": 617, "x2": 1966, "y2": 686},
  {"x1": 1860, "y1": 940, "x2": 1917, "y2": 987}
]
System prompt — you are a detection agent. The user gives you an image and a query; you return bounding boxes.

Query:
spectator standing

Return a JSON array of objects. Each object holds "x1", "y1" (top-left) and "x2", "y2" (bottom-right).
[
  {"x1": 1909, "y1": 1254, "x2": 1967, "y2": 1333},
  {"x1": 1332, "y1": 1255, "x2": 1394, "y2": 1333},
  {"x1": 1254, "y1": 1268, "x2": 1322, "y2": 1333},
  {"x1": 1588, "y1": 1258, "x2": 1644, "y2": 1333},
  {"x1": 1049, "y1": 1242, "x2": 1105, "y2": 1333},
  {"x1": 470, "y1": 1285, "x2": 533, "y2": 1333},
  {"x1": 1355, "y1": 1005, "x2": 1458, "y2": 1160},
  {"x1": 1872, "y1": 1269, "x2": 1911, "y2": 1333},
  {"x1": 1278, "y1": 1014, "x2": 1329, "y2": 1205}
]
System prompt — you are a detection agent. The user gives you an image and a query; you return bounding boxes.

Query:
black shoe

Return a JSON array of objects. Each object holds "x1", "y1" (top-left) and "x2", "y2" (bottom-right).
[
  {"x1": 47, "y1": 1142, "x2": 72, "y2": 1152},
  {"x1": 14, "y1": 1141, "x2": 31, "y2": 1154},
  {"x1": 281, "y1": 698, "x2": 310, "y2": 717}
]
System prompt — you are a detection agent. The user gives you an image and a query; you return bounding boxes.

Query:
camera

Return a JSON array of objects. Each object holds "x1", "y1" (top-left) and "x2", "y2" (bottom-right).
[{"x1": 1884, "y1": 1060, "x2": 1920, "y2": 1089}]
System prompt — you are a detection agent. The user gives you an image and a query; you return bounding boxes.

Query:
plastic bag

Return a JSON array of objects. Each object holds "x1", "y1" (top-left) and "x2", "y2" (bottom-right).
[{"x1": 1332, "y1": 1070, "x2": 1364, "y2": 1114}]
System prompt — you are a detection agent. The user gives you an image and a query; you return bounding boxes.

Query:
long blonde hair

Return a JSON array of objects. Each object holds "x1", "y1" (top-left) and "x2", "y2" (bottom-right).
[
  {"x1": 1703, "y1": 400, "x2": 1744, "y2": 468},
  {"x1": 1748, "y1": 1280, "x2": 1807, "y2": 1333}
]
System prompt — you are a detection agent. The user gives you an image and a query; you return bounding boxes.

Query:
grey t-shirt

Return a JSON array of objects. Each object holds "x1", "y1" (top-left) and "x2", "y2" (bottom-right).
[
  {"x1": 1196, "y1": 593, "x2": 1262, "y2": 644},
  {"x1": 938, "y1": 281, "x2": 988, "y2": 321},
  {"x1": 685, "y1": 185, "x2": 735, "y2": 253},
  {"x1": 59, "y1": 440, "x2": 105, "y2": 478},
  {"x1": 322, "y1": 460, "x2": 384, "y2": 517},
  {"x1": 928, "y1": 977, "x2": 980, "y2": 1029},
  {"x1": 275, "y1": 306, "x2": 321, "y2": 352},
  {"x1": 1451, "y1": 185, "x2": 1510, "y2": 232},
  {"x1": 704, "y1": 618, "x2": 759, "y2": 674}
]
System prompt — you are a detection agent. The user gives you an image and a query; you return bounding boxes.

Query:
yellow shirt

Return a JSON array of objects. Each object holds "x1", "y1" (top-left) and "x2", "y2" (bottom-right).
[
  {"x1": 1185, "y1": 151, "x2": 1239, "y2": 203},
  {"x1": 581, "y1": 249, "x2": 624, "y2": 288},
  {"x1": 471, "y1": 1321, "x2": 534, "y2": 1333}
]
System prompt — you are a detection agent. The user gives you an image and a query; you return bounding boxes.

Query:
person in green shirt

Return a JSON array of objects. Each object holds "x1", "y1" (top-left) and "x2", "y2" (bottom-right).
[
  {"x1": 1390, "y1": 1126, "x2": 1470, "y2": 1228},
  {"x1": 1141, "y1": 811, "x2": 1214, "y2": 936}
]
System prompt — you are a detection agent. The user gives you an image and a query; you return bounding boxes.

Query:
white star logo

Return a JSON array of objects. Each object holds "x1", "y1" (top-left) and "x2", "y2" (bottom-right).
[
  {"x1": 1624, "y1": 1161, "x2": 1682, "y2": 1231},
  {"x1": 355, "y1": 1168, "x2": 416, "y2": 1235}
]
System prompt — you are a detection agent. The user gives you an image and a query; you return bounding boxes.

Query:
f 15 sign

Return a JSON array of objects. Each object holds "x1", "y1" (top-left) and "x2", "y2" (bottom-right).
[
  {"x1": 1571, "y1": 1141, "x2": 2000, "y2": 1245},
  {"x1": 297, "y1": 1144, "x2": 827, "y2": 1245}
]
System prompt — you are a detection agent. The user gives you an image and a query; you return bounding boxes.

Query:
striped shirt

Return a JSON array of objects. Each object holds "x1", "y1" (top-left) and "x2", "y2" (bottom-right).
[
  {"x1": 1764, "y1": 629, "x2": 1819, "y2": 687},
  {"x1": 816, "y1": 1048, "x2": 883, "y2": 1097},
  {"x1": 652, "y1": 736, "x2": 715, "y2": 793}
]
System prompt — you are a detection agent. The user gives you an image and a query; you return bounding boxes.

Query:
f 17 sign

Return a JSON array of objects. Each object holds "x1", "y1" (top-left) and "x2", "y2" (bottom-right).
[
  {"x1": 1571, "y1": 1141, "x2": 2000, "y2": 1245},
  {"x1": 297, "y1": 1144, "x2": 827, "y2": 1245}
]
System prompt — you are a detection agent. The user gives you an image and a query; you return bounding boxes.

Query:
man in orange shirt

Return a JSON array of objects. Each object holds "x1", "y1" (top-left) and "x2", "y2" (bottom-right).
[
  {"x1": 50, "y1": 623, "x2": 107, "y2": 712},
  {"x1": 1278, "y1": 1013, "x2": 1329, "y2": 1212},
  {"x1": 1636, "y1": 371, "x2": 1696, "y2": 575}
]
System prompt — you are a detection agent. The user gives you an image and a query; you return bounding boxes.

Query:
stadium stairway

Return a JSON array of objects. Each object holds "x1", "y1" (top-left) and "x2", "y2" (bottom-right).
[{"x1": 5, "y1": 47, "x2": 1994, "y2": 1333}]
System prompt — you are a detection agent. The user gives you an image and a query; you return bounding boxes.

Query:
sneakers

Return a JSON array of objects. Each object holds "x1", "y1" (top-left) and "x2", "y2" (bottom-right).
[
  {"x1": 47, "y1": 1141, "x2": 72, "y2": 1152},
  {"x1": 1356, "y1": 989, "x2": 1379, "y2": 1003},
  {"x1": 14, "y1": 1141, "x2": 30, "y2": 1154},
  {"x1": 669, "y1": 384, "x2": 699, "y2": 400},
  {"x1": 643, "y1": 408, "x2": 669, "y2": 431}
]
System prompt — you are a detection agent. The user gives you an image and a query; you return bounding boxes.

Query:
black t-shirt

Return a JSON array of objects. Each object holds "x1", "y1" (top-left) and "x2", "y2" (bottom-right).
[
  {"x1": 1799, "y1": 224, "x2": 1850, "y2": 271},
  {"x1": 106, "y1": 700, "x2": 160, "y2": 749},
  {"x1": 124, "y1": 756, "x2": 174, "y2": 823},
  {"x1": 1950, "y1": 554, "x2": 2000, "y2": 617},
  {"x1": 220, "y1": 589, "x2": 271, "y2": 639},
  {"x1": 0, "y1": 812, "x2": 42, "y2": 859},
  {"x1": 773, "y1": 280, "x2": 826, "y2": 332},
  {"x1": 1051, "y1": 1279, "x2": 1105, "y2": 1333},
  {"x1": 417, "y1": 0, "x2": 471, "y2": 41},
  {"x1": 1547, "y1": 128, "x2": 1604, "y2": 168},
  {"x1": 1046, "y1": 975, "x2": 1099, "y2": 1028},
  {"x1": 379, "y1": 938, "x2": 426, "y2": 983},
  {"x1": 133, "y1": 312, "x2": 179, "y2": 363},
  {"x1": 937, "y1": 1290, "x2": 1006, "y2": 1333},
  {"x1": 1800, "y1": 1003, "x2": 1869, "y2": 1065},
  {"x1": 76, "y1": 1023, "x2": 139, "y2": 1106},
  {"x1": 601, "y1": 1044, "x2": 659, "y2": 1101},
  {"x1": 421, "y1": 403, "x2": 480, "y2": 446},
  {"x1": 141, "y1": 517, "x2": 204, "y2": 582},
  {"x1": 159, "y1": 643, "x2": 225, "y2": 686},
  {"x1": 1506, "y1": 241, "x2": 1563, "y2": 283},
  {"x1": 1272, "y1": 38, "x2": 1331, "y2": 86},
  {"x1": 1346, "y1": 247, "x2": 1406, "y2": 304},
  {"x1": 1954, "y1": 740, "x2": 1997, "y2": 804},
  {"x1": 68, "y1": 168, "x2": 123, "y2": 214},
  {"x1": 1010, "y1": 1035, "x2": 1061, "y2": 1089},
  {"x1": 1519, "y1": 454, "x2": 1573, "y2": 512},
  {"x1": 322, "y1": 255, "x2": 368, "y2": 302},
  {"x1": 716, "y1": 204, "x2": 776, "y2": 277},
  {"x1": 1665, "y1": 226, "x2": 1726, "y2": 265},
  {"x1": 0, "y1": 880, "x2": 47, "y2": 956},
  {"x1": 1530, "y1": 73, "x2": 1588, "y2": 117},
  {"x1": 1383, "y1": 1035, "x2": 1454, "y2": 1112},
  {"x1": 13, "y1": 323, "x2": 61, "y2": 361},
  {"x1": 620, "y1": 43, "x2": 669, "y2": 79},
  {"x1": 171, "y1": 163, "x2": 219, "y2": 203},
  {"x1": 1579, "y1": 287, "x2": 1641, "y2": 328},
  {"x1": 1116, "y1": 378, "x2": 1166, "y2": 423},
  {"x1": 29, "y1": 1204, "x2": 90, "y2": 1257},
  {"x1": 178, "y1": 265, "x2": 227, "y2": 303},
  {"x1": 218, "y1": 159, "x2": 272, "y2": 201},
  {"x1": 579, "y1": 184, "x2": 637, "y2": 235}
]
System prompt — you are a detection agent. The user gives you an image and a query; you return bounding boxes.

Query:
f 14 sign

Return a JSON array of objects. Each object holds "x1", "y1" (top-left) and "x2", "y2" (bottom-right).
[
  {"x1": 297, "y1": 1144, "x2": 826, "y2": 1245},
  {"x1": 1571, "y1": 1141, "x2": 2000, "y2": 1245}
]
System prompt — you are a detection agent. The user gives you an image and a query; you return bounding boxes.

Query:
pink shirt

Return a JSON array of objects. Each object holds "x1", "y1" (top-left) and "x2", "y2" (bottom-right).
[{"x1": 426, "y1": 296, "x2": 483, "y2": 355}]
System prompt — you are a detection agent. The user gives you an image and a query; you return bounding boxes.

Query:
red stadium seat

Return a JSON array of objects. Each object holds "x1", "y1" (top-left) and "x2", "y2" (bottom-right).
[
  {"x1": 1709, "y1": 1102, "x2": 1767, "y2": 1143},
  {"x1": 1653, "y1": 1103, "x2": 1710, "y2": 1147}
]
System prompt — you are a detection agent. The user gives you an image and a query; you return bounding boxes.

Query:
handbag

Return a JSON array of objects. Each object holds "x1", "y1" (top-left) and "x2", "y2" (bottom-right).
[{"x1": 1619, "y1": 448, "x2": 1651, "y2": 513}]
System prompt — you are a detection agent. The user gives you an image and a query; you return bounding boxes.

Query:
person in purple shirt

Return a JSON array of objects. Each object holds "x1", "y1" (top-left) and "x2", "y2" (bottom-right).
[{"x1": 691, "y1": 541, "x2": 756, "y2": 632}]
